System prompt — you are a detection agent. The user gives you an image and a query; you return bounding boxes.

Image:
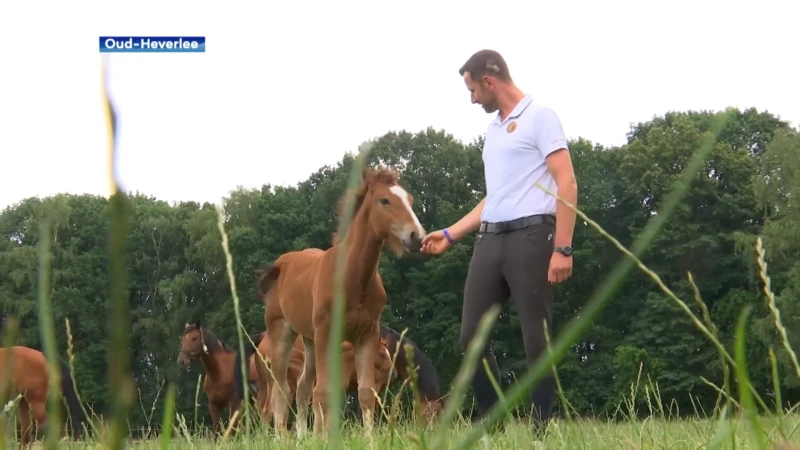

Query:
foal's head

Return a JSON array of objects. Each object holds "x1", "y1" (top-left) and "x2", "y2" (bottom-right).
[
  {"x1": 339, "y1": 167, "x2": 427, "y2": 254},
  {"x1": 177, "y1": 321, "x2": 207, "y2": 365}
]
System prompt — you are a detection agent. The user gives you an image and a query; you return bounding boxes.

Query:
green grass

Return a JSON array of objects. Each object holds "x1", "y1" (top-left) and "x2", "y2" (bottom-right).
[
  {"x1": 4, "y1": 56, "x2": 800, "y2": 450},
  {"x1": 9, "y1": 414, "x2": 800, "y2": 449}
]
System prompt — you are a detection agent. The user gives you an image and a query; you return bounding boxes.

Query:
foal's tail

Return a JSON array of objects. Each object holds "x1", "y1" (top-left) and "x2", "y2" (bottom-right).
[
  {"x1": 254, "y1": 262, "x2": 282, "y2": 302},
  {"x1": 58, "y1": 359, "x2": 87, "y2": 439},
  {"x1": 233, "y1": 331, "x2": 265, "y2": 403}
]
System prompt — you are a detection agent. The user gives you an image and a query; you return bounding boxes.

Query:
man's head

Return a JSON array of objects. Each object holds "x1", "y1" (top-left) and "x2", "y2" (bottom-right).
[{"x1": 458, "y1": 49, "x2": 513, "y2": 114}]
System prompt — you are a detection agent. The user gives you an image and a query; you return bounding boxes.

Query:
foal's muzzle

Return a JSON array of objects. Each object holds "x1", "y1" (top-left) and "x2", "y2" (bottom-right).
[
  {"x1": 400, "y1": 228, "x2": 426, "y2": 253},
  {"x1": 177, "y1": 351, "x2": 194, "y2": 365}
]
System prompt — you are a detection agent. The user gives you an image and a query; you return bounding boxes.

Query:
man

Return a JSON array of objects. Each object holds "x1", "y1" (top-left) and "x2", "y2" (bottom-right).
[{"x1": 421, "y1": 49, "x2": 578, "y2": 433}]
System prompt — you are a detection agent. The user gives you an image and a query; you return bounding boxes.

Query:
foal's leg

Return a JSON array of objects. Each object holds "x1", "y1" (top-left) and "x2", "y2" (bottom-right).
[
  {"x1": 294, "y1": 336, "x2": 316, "y2": 438},
  {"x1": 208, "y1": 401, "x2": 222, "y2": 437},
  {"x1": 18, "y1": 400, "x2": 32, "y2": 449},
  {"x1": 228, "y1": 395, "x2": 243, "y2": 434},
  {"x1": 255, "y1": 360, "x2": 272, "y2": 425},
  {"x1": 311, "y1": 328, "x2": 332, "y2": 434},
  {"x1": 353, "y1": 326, "x2": 380, "y2": 436},
  {"x1": 252, "y1": 344, "x2": 274, "y2": 426},
  {"x1": 267, "y1": 322, "x2": 297, "y2": 434},
  {"x1": 28, "y1": 395, "x2": 49, "y2": 445}
]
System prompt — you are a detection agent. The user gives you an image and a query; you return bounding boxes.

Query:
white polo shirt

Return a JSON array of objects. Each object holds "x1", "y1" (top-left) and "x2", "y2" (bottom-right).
[{"x1": 480, "y1": 94, "x2": 569, "y2": 223}]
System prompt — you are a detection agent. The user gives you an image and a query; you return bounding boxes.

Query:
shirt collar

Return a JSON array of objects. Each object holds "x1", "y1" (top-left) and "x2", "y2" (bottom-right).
[{"x1": 492, "y1": 94, "x2": 534, "y2": 125}]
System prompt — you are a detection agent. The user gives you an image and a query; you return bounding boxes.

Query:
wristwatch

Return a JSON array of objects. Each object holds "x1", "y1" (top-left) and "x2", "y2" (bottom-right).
[{"x1": 554, "y1": 246, "x2": 573, "y2": 257}]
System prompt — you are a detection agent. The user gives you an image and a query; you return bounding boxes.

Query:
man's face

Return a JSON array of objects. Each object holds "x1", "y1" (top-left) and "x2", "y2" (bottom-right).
[{"x1": 463, "y1": 72, "x2": 499, "y2": 114}]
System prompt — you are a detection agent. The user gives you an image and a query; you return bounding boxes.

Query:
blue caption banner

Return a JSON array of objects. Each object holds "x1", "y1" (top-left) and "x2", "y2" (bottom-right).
[{"x1": 99, "y1": 36, "x2": 206, "y2": 53}]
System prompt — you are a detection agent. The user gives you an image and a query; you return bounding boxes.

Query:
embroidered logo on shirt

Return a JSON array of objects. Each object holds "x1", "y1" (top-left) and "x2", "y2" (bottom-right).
[{"x1": 506, "y1": 122, "x2": 517, "y2": 133}]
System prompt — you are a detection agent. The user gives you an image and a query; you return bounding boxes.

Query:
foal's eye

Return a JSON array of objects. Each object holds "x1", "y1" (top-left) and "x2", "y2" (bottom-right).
[{"x1": 379, "y1": 198, "x2": 390, "y2": 205}]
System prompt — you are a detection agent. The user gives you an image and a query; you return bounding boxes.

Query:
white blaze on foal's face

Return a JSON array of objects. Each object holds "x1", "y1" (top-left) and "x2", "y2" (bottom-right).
[{"x1": 388, "y1": 185, "x2": 426, "y2": 250}]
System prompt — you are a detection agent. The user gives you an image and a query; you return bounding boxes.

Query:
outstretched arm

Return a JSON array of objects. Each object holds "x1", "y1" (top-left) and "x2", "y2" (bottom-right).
[{"x1": 447, "y1": 197, "x2": 486, "y2": 242}]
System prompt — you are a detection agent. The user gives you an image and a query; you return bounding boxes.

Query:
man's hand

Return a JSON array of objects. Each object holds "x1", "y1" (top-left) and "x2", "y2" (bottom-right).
[
  {"x1": 548, "y1": 252, "x2": 573, "y2": 284},
  {"x1": 421, "y1": 230, "x2": 452, "y2": 255}
]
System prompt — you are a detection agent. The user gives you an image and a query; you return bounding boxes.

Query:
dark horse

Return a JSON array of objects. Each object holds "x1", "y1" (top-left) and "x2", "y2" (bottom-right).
[
  {"x1": 350, "y1": 325, "x2": 445, "y2": 423},
  {"x1": 0, "y1": 346, "x2": 86, "y2": 448},
  {"x1": 177, "y1": 321, "x2": 258, "y2": 436}
]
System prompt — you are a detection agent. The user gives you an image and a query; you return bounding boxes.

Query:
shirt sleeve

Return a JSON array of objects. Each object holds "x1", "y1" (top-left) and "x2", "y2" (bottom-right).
[{"x1": 533, "y1": 107, "x2": 569, "y2": 158}]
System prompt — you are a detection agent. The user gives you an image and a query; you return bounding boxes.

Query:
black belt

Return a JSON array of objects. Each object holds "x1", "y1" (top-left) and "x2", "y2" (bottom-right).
[{"x1": 479, "y1": 214, "x2": 555, "y2": 234}]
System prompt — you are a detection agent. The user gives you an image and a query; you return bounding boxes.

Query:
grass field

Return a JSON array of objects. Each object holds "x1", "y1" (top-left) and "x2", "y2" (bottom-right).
[
  {"x1": 171, "y1": 417, "x2": 799, "y2": 449},
  {"x1": 11, "y1": 413, "x2": 800, "y2": 449}
]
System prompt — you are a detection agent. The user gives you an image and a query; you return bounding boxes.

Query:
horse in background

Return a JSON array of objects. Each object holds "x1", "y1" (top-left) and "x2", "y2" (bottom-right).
[
  {"x1": 243, "y1": 330, "x2": 396, "y2": 428},
  {"x1": 256, "y1": 167, "x2": 426, "y2": 437},
  {"x1": 0, "y1": 346, "x2": 86, "y2": 448},
  {"x1": 177, "y1": 321, "x2": 258, "y2": 436},
  {"x1": 379, "y1": 325, "x2": 445, "y2": 422}
]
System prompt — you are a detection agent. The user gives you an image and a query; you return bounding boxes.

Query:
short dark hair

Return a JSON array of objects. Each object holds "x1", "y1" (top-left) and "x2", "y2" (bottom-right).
[{"x1": 458, "y1": 49, "x2": 512, "y2": 82}]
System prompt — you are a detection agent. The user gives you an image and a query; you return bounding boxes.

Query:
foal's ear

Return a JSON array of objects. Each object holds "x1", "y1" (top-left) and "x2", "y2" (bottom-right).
[
  {"x1": 184, "y1": 322, "x2": 191, "y2": 328},
  {"x1": 194, "y1": 320, "x2": 201, "y2": 329}
]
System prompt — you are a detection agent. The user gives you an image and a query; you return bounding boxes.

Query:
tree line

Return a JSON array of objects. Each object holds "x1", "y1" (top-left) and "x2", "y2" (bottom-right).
[{"x1": 1, "y1": 106, "x2": 799, "y2": 431}]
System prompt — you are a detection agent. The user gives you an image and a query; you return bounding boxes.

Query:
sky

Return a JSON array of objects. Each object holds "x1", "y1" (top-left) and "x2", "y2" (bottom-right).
[{"x1": 1, "y1": 0, "x2": 797, "y2": 211}]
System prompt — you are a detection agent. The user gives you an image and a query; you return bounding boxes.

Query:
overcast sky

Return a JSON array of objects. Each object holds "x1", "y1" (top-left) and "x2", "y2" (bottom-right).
[{"x1": 1, "y1": 0, "x2": 797, "y2": 211}]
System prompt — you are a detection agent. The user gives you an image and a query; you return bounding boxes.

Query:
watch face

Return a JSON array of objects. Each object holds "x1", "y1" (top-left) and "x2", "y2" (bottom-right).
[{"x1": 562, "y1": 246, "x2": 573, "y2": 256}]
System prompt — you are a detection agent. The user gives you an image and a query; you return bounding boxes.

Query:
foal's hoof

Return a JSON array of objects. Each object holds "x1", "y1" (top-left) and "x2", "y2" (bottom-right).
[{"x1": 295, "y1": 424, "x2": 308, "y2": 439}]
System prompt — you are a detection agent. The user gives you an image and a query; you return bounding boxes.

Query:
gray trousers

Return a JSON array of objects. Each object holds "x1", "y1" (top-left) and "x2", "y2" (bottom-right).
[{"x1": 459, "y1": 216, "x2": 557, "y2": 425}]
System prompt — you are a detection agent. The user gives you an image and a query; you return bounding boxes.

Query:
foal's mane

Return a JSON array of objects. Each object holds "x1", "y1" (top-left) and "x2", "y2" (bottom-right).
[{"x1": 335, "y1": 166, "x2": 400, "y2": 225}]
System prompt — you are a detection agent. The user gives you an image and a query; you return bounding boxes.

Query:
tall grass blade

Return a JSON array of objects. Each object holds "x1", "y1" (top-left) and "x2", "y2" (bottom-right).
[
  {"x1": 64, "y1": 318, "x2": 97, "y2": 438},
  {"x1": 687, "y1": 272, "x2": 730, "y2": 415},
  {"x1": 734, "y1": 305, "x2": 767, "y2": 449},
  {"x1": 193, "y1": 374, "x2": 202, "y2": 432},
  {"x1": 215, "y1": 205, "x2": 250, "y2": 434},
  {"x1": 541, "y1": 183, "x2": 772, "y2": 414},
  {"x1": 102, "y1": 55, "x2": 134, "y2": 450},
  {"x1": 431, "y1": 304, "x2": 500, "y2": 450},
  {"x1": 328, "y1": 144, "x2": 374, "y2": 446},
  {"x1": 768, "y1": 349, "x2": 782, "y2": 413},
  {"x1": 35, "y1": 219, "x2": 60, "y2": 450},
  {"x1": 158, "y1": 384, "x2": 176, "y2": 450},
  {"x1": 755, "y1": 237, "x2": 800, "y2": 384},
  {"x1": 705, "y1": 403, "x2": 735, "y2": 450}
]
